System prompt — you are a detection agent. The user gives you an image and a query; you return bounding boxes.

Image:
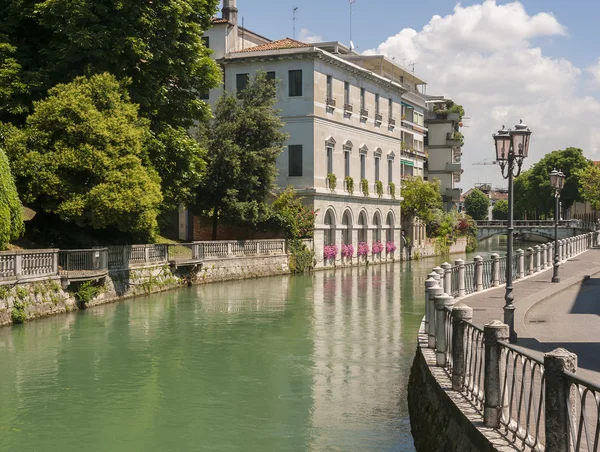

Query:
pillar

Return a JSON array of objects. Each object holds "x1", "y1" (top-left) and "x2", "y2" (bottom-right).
[
  {"x1": 435, "y1": 293, "x2": 455, "y2": 367},
  {"x1": 452, "y1": 303, "x2": 473, "y2": 391},
  {"x1": 483, "y1": 320, "x2": 509, "y2": 427}
]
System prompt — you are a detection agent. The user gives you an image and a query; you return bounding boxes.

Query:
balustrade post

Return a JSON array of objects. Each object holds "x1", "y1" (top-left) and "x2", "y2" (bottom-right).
[
  {"x1": 517, "y1": 249, "x2": 524, "y2": 279},
  {"x1": 424, "y1": 277, "x2": 438, "y2": 328},
  {"x1": 491, "y1": 253, "x2": 499, "y2": 287},
  {"x1": 455, "y1": 259, "x2": 465, "y2": 298},
  {"x1": 427, "y1": 283, "x2": 444, "y2": 349},
  {"x1": 483, "y1": 320, "x2": 509, "y2": 428},
  {"x1": 547, "y1": 243, "x2": 553, "y2": 269},
  {"x1": 122, "y1": 246, "x2": 129, "y2": 268},
  {"x1": 544, "y1": 348, "x2": 577, "y2": 452},
  {"x1": 474, "y1": 256, "x2": 483, "y2": 292},
  {"x1": 451, "y1": 303, "x2": 473, "y2": 391},
  {"x1": 435, "y1": 293, "x2": 455, "y2": 367},
  {"x1": 560, "y1": 239, "x2": 566, "y2": 263},
  {"x1": 441, "y1": 262, "x2": 452, "y2": 295},
  {"x1": 568, "y1": 237, "x2": 573, "y2": 258},
  {"x1": 14, "y1": 252, "x2": 22, "y2": 277},
  {"x1": 144, "y1": 246, "x2": 150, "y2": 264},
  {"x1": 596, "y1": 231, "x2": 600, "y2": 247},
  {"x1": 527, "y1": 247, "x2": 534, "y2": 275},
  {"x1": 433, "y1": 266, "x2": 444, "y2": 281},
  {"x1": 540, "y1": 244, "x2": 547, "y2": 269},
  {"x1": 52, "y1": 250, "x2": 59, "y2": 275},
  {"x1": 227, "y1": 242, "x2": 232, "y2": 257},
  {"x1": 534, "y1": 245, "x2": 541, "y2": 272}
]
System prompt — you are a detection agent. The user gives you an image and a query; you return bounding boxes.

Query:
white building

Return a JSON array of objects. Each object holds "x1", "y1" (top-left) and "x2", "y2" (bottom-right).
[{"x1": 187, "y1": 0, "x2": 443, "y2": 266}]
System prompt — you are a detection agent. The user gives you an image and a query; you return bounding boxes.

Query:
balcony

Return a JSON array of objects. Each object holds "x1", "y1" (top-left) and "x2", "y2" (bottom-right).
[
  {"x1": 388, "y1": 117, "x2": 396, "y2": 127},
  {"x1": 375, "y1": 113, "x2": 383, "y2": 124},
  {"x1": 446, "y1": 162, "x2": 461, "y2": 173},
  {"x1": 446, "y1": 132, "x2": 462, "y2": 147},
  {"x1": 360, "y1": 108, "x2": 369, "y2": 118},
  {"x1": 445, "y1": 187, "x2": 462, "y2": 201},
  {"x1": 344, "y1": 103, "x2": 353, "y2": 113},
  {"x1": 326, "y1": 97, "x2": 336, "y2": 108}
]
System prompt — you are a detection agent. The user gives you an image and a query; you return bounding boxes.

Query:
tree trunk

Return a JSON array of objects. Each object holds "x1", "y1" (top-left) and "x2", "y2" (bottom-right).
[{"x1": 211, "y1": 207, "x2": 219, "y2": 241}]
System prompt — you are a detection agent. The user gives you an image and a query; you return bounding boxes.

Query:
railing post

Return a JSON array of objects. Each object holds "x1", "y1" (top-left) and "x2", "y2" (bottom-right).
[
  {"x1": 14, "y1": 252, "x2": 22, "y2": 277},
  {"x1": 227, "y1": 242, "x2": 232, "y2": 257},
  {"x1": 427, "y1": 278, "x2": 443, "y2": 349},
  {"x1": 433, "y1": 266, "x2": 444, "y2": 281},
  {"x1": 527, "y1": 247, "x2": 534, "y2": 275},
  {"x1": 435, "y1": 293, "x2": 455, "y2": 367},
  {"x1": 52, "y1": 250, "x2": 59, "y2": 275},
  {"x1": 483, "y1": 320, "x2": 509, "y2": 428},
  {"x1": 144, "y1": 246, "x2": 150, "y2": 264},
  {"x1": 547, "y1": 243, "x2": 552, "y2": 269},
  {"x1": 474, "y1": 256, "x2": 483, "y2": 292},
  {"x1": 560, "y1": 239, "x2": 566, "y2": 263},
  {"x1": 455, "y1": 258, "x2": 465, "y2": 298},
  {"x1": 540, "y1": 244, "x2": 547, "y2": 269},
  {"x1": 424, "y1": 277, "x2": 438, "y2": 328},
  {"x1": 596, "y1": 231, "x2": 600, "y2": 247},
  {"x1": 441, "y1": 262, "x2": 452, "y2": 295},
  {"x1": 451, "y1": 303, "x2": 473, "y2": 391},
  {"x1": 517, "y1": 249, "x2": 524, "y2": 279},
  {"x1": 544, "y1": 348, "x2": 577, "y2": 452},
  {"x1": 491, "y1": 253, "x2": 499, "y2": 287},
  {"x1": 534, "y1": 245, "x2": 541, "y2": 272}
]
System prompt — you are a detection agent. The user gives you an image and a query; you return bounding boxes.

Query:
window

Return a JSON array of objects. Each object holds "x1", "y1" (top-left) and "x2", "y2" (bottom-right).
[
  {"x1": 388, "y1": 98, "x2": 393, "y2": 117},
  {"x1": 236, "y1": 73, "x2": 249, "y2": 93},
  {"x1": 388, "y1": 159, "x2": 393, "y2": 184},
  {"x1": 360, "y1": 154, "x2": 366, "y2": 180},
  {"x1": 288, "y1": 145, "x2": 303, "y2": 176},
  {"x1": 326, "y1": 147, "x2": 333, "y2": 175},
  {"x1": 266, "y1": 71, "x2": 276, "y2": 81},
  {"x1": 202, "y1": 36, "x2": 210, "y2": 48},
  {"x1": 327, "y1": 75, "x2": 333, "y2": 100},
  {"x1": 360, "y1": 88, "x2": 365, "y2": 110},
  {"x1": 344, "y1": 150, "x2": 350, "y2": 178},
  {"x1": 344, "y1": 82, "x2": 350, "y2": 105},
  {"x1": 289, "y1": 70, "x2": 303, "y2": 96},
  {"x1": 375, "y1": 156, "x2": 380, "y2": 182},
  {"x1": 375, "y1": 94, "x2": 380, "y2": 115}
]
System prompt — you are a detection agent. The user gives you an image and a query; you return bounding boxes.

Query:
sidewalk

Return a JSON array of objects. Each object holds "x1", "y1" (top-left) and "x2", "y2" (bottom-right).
[{"x1": 462, "y1": 247, "x2": 600, "y2": 380}]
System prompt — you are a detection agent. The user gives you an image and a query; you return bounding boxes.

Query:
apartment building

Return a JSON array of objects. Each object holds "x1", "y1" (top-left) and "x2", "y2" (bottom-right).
[{"x1": 186, "y1": 0, "x2": 439, "y2": 265}]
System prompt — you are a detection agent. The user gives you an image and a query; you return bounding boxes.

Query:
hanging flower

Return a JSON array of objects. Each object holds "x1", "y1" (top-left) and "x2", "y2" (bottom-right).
[
  {"x1": 341, "y1": 244, "x2": 354, "y2": 258},
  {"x1": 357, "y1": 242, "x2": 370, "y2": 256},
  {"x1": 323, "y1": 244, "x2": 338, "y2": 260},
  {"x1": 372, "y1": 241, "x2": 384, "y2": 255},
  {"x1": 386, "y1": 241, "x2": 397, "y2": 253}
]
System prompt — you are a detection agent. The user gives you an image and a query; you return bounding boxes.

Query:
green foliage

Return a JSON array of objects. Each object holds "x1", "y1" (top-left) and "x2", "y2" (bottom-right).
[
  {"x1": 16, "y1": 286, "x2": 28, "y2": 299},
  {"x1": 3, "y1": 73, "x2": 162, "y2": 241},
  {"x1": 579, "y1": 165, "x2": 600, "y2": 211},
  {"x1": 75, "y1": 280, "x2": 103, "y2": 307},
  {"x1": 327, "y1": 173, "x2": 337, "y2": 191},
  {"x1": 288, "y1": 238, "x2": 314, "y2": 273},
  {"x1": 514, "y1": 148, "x2": 590, "y2": 219},
  {"x1": 464, "y1": 189, "x2": 489, "y2": 220},
  {"x1": 193, "y1": 71, "x2": 287, "y2": 239},
  {"x1": 361, "y1": 178, "x2": 369, "y2": 197},
  {"x1": 492, "y1": 199, "x2": 508, "y2": 220},
  {"x1": 401, "y1": 177, "x2": 443, "y2": 223},
  {"x1": 0, "y1": 286, "x2": 8, "y2": 299},
  {"x1": 389, "y1": 182, "x2": 396, "y2": 199},
  {"x1": 345, "y1": 176, "x2": 354, "y2": 195},
  {"x1": 11, "y1": 298, "x2": 26, "y2": 323},
  {"x1": 271, "y1": 187, "x2": 316, "y2": 239},
  {"x1": 0, "y1": 145, "x2": 24, "y2": 249},
  {"x1": 0, "y1": 39, "x2": 28, "y2": 118},
  {"x1": 376, "y1": 180, "x2": 383, "y2": 198}
]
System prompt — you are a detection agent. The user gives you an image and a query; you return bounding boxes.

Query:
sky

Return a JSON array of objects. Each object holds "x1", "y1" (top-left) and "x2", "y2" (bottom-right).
[{"x1": 221, "y1": 0, "x2": 600, "y2": 190}]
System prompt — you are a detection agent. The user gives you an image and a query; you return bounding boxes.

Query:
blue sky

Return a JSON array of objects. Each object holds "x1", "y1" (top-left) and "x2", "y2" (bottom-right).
[{"x1": 222, "y1": 1, "x2": 600, "y2": 189}]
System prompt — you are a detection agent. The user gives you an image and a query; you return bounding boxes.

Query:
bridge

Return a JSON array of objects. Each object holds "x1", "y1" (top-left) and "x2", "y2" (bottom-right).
[{"x1": 475, "y1": 219, "x2": 597, "y2": 241}]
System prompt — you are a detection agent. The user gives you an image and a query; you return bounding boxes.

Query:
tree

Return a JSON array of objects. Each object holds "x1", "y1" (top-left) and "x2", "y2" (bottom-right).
[
  {"x1": 193, "y1": 71, "x2": 288, "y2": 239},
  {"x1": 0, "y1": 146, "x2": 24, "y2": 249},
  {"x1": 464, "y1": 189, "x2": 489, "y2": 220},
  {"x1": 492, "y1": 199, "x2": 508, "y2": 220},
  {"x1": 579, "y1": 165, "x2": 600, "y2": 211},
  {"x1": 0, "y1": 38, "x2": 27, "y2": 118},
  {"x1": 400, "y1": 177, "x2": 443, "y2": 224},
  {"x1": 271, "y1": 187, "x2": 316, "y2": 239},
  {"x1": 2, "y1": 73, "x2": 162, "y2": 241}
]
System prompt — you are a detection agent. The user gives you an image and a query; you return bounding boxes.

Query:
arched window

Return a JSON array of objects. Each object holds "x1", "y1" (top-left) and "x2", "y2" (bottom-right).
[
  {"x1": 342, "y1": 210, "x2": 352, "y2": 245},
  {"x1": 386, "y1": 211, "x2": 394, "y2": 242},
  {"x1": 373, "y1": 211, "x2": 382, "y2": 242},
  {"x1": 324, "y1": 209, "x2": 335, "y2": 246},
  {"x1": 358, "y1": 210, "x2": 368, "y2": 243}
]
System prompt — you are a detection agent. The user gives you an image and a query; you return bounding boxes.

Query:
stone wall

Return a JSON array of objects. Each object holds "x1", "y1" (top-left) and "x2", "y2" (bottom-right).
[
  {"x1": 193, "y1": 255, "x2": 289, "y2": 283},
  {"x1": 411, "y1": 237, "x2": 468, "y2": 260}
]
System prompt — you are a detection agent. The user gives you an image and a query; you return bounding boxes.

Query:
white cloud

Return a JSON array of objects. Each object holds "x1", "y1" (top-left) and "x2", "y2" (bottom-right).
[
  {"x1": 298, "y1": 28, "x2": 323, "y2": 44},
  {"x1": 366, "y1": 0, "x2": 600, "y2": 188},
  {"x1": 588, "y1": 58, "x2": 600, "y2": 86}
]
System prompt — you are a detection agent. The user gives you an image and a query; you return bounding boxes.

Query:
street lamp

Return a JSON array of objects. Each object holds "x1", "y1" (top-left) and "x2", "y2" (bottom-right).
[
  {"x1": 550, "y1": 168, "x2": 565, "y2": 283},
  {"x1": 492, "y1": 120, "x2": 532, "y2": 343}
]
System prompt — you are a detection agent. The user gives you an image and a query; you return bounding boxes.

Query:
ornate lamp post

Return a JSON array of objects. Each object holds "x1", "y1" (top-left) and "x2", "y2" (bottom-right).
[
  {"x1": 550, "y1": 168, "x2": 565, "y2": 283},
  {"x1": 492, "y1": 120, "x2": 532, "y2": 343}
]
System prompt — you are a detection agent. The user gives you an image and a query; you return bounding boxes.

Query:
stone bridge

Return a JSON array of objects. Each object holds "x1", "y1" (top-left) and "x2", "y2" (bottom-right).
[{"x1": 475, "y1": 219, "x2": 596, "y2": 241}]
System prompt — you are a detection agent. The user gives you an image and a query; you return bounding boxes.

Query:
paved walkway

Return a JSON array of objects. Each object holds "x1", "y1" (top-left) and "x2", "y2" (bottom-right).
[{"x1": 462, "y1": 247, "x2": 600, "y2": 381}]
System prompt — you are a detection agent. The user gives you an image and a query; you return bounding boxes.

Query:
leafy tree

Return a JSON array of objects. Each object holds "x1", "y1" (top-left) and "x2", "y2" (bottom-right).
[
  {"x1": 492, "y1": 199, "x2": 508, "y2": 220},
  {"x1": 579, "y1": 165, "x2": 600, "y2": 211},
  {"x1": 464, "y1": 189, "x2": 490, "y2": 220},
  {"x1": 2, "y1": 73, "x2": 162, "y2": 241},
  {"x1": 0, "y1": 38, "x2": 27, "y2": 118},
  {"x1": 401, "y1": 177, "x2": 443, "y2": 224},
  {"x1": 194, "y1": 71, "x2": 288, "y2": 239},
  {"x1": 0, "y1": 146, "x2": 24, "y2": 249},
  {"x1": 514, "y1": 169, "x2": 537, "y2": 219}
]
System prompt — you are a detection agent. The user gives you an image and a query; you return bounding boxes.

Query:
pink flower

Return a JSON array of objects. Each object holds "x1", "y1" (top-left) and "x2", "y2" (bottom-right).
[
  {"x1": 357, "y1": 242, "x2": 370, "y2": 256},
  {"x1": 341, "y1": 244, "x2": 354, "y2": 258},
  {"x1": 372, "y1": 241, "x2": 384, "y2": 255},
  {"x1": 323, "y1": 245, "x2": 338, "y2": 260},
  {"x1": 386, "y1": 241, "x2": 397, "y2": 253}
]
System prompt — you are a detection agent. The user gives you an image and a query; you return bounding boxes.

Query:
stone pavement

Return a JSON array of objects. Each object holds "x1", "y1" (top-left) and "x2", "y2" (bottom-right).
[{"x1": 462, "y1": 247, "x2": 600, "y2": 381}]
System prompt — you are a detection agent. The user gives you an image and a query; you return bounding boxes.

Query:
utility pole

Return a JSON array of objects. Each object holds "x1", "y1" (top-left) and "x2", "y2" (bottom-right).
[{"x1": 292, "y1": 7, "x2": 298, "y2": 40}]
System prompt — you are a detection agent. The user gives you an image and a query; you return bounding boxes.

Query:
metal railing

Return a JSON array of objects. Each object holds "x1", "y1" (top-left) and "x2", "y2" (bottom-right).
[
  {"x1": 482, "y1": 259, "x2": 493, "y2": 289},
  {"x1": 450, "y1": 266, "x2": 460, "y2": 298},
  {"x1": 464, "y1": 261, "x2": 476, "y2": 295},
  {"x1": 58, "y1": 249, "x2": 108, "y2": 279},
  {"x1": 565, "y1": 370, "x2": 600, "y2": 452},
  {"x1": 463, "y1": 320, "x2": 485, "y2": 411}
]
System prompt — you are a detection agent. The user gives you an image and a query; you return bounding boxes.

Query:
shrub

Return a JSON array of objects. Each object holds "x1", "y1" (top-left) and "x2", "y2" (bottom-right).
[
  {"x1": 327, "y1": 173, "x2": 337, "y2": 191},
  {"x1": 11, "y1": 299, "x2": 26, "y2": 323},
  {"x1": 361, "y1": 178, "x2": 369, "y2": 197},
  {"x1": 389, "y1": 182, "x2": 396, "y2": 199},
  {"x1": 75, "y1": 280, "x2": 103, "y2": 307},
  {"x1": 345, "y1": 176, "x2": 354, "y2": 195},
  {"x1": 288, "y1": 238, "x2": 314, "y2": 273},
  {"x1": 376, "y1": 180, "x2": 383, "y2": 198}
]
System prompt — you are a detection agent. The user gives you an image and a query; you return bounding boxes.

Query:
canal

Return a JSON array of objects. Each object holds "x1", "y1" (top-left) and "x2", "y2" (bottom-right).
[{"x1": 0, "y1": 238, "x2": 517, "y2": 451}]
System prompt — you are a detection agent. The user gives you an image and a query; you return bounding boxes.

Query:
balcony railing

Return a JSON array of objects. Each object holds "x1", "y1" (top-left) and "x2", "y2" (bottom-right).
[
  {"x1": 375, "y1": 113, "x2": 383, "y2": 123},
  {"x1": 344, "y1": 103, "x2": 353, "y2": 113},
  {"x1": 326, "y1": 97, "x2": 336, "y2": 108},
  {"x1": 360, "y1": 108, "x2": 369, "y2": 118},
  {"x1": 388, "y1": 117, "x2": 396, "y2": 127}
]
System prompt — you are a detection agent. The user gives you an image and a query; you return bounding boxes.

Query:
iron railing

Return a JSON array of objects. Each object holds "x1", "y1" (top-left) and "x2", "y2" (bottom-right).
[
  {"x1": 58, "y1": 249, "x2": 108, "y2": 278},
  {"x1": 463, "y1": 320, "x2": 485, "y2": 411},
  {"x1": 565, "y1": 370, "x2": 600, "y2": 452},
  {"x1": 451, "y1": 266, "x2": 460, "y2": 298},
  {"x1": 464, "y1": 261, "x2": 476, "y2": 295},
  {"x1": 482, "y1": 259, "x2": 493, "y2": 289}
]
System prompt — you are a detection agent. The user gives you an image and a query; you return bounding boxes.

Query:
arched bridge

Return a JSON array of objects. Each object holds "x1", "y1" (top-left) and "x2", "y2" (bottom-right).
[{"x1": 475, "y1": 220, "x2": 597, "y2": 242}]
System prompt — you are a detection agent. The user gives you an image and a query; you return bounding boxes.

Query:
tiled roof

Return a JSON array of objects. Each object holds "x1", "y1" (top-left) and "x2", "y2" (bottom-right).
[
  {"x1": 211, "y1": 17, "x2": 229, "y2": 24},
  {"x1": 235, "y1": 38, "x2": 312, "y2": 53}
]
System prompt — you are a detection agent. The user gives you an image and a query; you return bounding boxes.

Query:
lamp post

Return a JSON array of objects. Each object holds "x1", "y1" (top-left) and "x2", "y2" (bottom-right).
[
  {"x1": 550, "y1": 168, "x2": 565, "y2": 283},
  {"x1": 492, "y1": 120, "x2": 532, "y2": 343}
]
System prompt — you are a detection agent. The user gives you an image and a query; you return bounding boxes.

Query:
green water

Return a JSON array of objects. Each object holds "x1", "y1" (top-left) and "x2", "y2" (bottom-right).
[{"x1": 0, "y1": 242, "x2": 510, "y2": 452}]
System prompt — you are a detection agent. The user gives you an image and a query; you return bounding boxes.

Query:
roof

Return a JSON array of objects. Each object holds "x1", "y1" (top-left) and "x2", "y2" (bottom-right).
[
  {"x1": 235, "y1": 37, "x2": 312, "y2": 53},
  {"x1": 211, "y1": 17, "x2": 229, "y2": 24}
]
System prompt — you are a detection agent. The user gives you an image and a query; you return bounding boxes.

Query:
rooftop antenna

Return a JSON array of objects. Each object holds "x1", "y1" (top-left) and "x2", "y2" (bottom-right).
[
  {"x1": 349, "y1": 0, "x2": 356, "y2": 50},
  {"x1": 409, "y1": 62, "x2": 416, "y2": 73},
  {"x1": 292, "y1": 7, "x2": 298, "y2": 40}
]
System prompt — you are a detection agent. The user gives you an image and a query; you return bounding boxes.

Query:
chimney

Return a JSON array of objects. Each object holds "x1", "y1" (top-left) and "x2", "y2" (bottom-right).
[{"x1": 222, "y1": 0, "x2": 238, "y2": 26}]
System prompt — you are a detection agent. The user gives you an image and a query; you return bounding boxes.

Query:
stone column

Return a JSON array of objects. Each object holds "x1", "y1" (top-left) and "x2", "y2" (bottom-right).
[
  {"x1": 435, "y1": 293, "x2": 455, "y2": 367},
  {"x1": 517, "y1": 249, "x2": 525, "y2": 279},
  {"x1": 548, "y1": 242, "x2": 553, "y2": 268},
  {"x1": 483, "y1": 320, "x2": 509, "y2": 428},
  {"x1": 544, "y1": 348, "x2": 577, "y2": 452},
  {"x1": 433, "y1": 266, "x2": 444, "y2": 281},
  {"x1": 428, "y1": 284, "x2": 444, "y2": 348},
  {"x1": 491, "y1": 253, "x2": 500, "y2": 287},
  {"x1": 441, "y1": 262, "x2": 452, "y2": 295},
  {"x1": 534, "y1": 245, "x2": 541, "y2": 272},
  {"x1": 455, "y1": 259, "x2": 465, "y2": 298},
  {"x1": 540, "y1": 244, "x2": 547, "y2": 269},
  {"x1": 366, "y1": 228, "x2": 373, "y2": 263},
  {"x1": 596, "y1": 231, "x2": 600, "y2": 247},
  {"x1": 424, "y1": 277, "x2": 438, "y2": 328},
  {"x1": 452, "y1": 303, "x2": 473, "y2": 391},
  {"x1": 527, "y1": 247, "x2": 534, "y2": 275},
  {"x1": 474, "y1": 256, "x2": 483, "y2": 292},
  {"x1": 335, "y1": 229, "x2": 343, "y2": 264}
]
